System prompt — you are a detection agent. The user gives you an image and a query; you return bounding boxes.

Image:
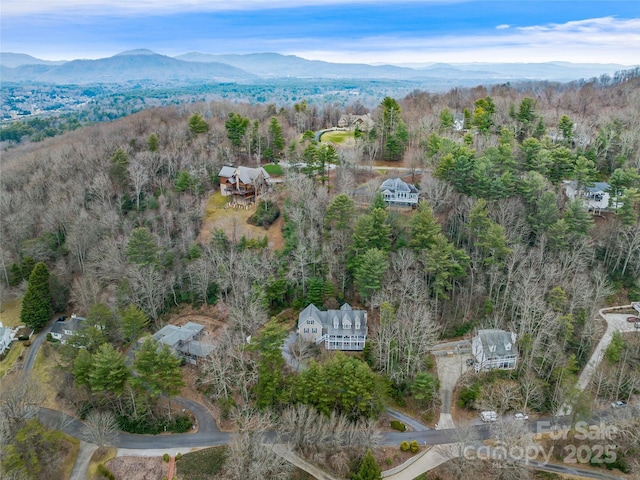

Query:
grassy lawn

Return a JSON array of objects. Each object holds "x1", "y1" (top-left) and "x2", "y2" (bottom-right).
[
  {"x1": 0, "y1": 341, "x2": 25, "y2": 378},
  {"x1": 0, "y1": 296, "x2": 22, "y2": 327},
  {"x1": 321, "y1": 130, "x2": 353, "y2": 144},
  {"x1": 263, "y1": 163, "x2": 283, "y2": 176},
  {"x1": 88, "y1": 447, "x2": 117, "y2": 480},
  {"x1": 176, "y1": 446, "x2": 228, "y2": 480},
  {"x1": 33, "y1": 342, "x2": 63, "y2": 409},
  {"x1": 204, "y1": 191, "x2": 228, "y2": 212},
  {"x1": 198, "y1": 191, "x2": 285, "y2": 250}
]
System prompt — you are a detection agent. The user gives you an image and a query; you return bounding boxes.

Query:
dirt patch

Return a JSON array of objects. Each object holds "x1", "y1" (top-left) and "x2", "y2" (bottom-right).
[
  {"x1": 197, "y1": 191, "x2": 284, "y2": 250},
  {"x1": 374, "y1": 446, "x2": 424, "y2": 471},
  {"x1": 105, "y1": 456, "x2": 166, "y2": 480}
]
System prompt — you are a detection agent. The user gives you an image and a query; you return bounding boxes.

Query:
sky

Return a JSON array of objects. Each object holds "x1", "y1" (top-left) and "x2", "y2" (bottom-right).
[{"x1": 2, "y1": 1, "x2": 640, "y2": 65}]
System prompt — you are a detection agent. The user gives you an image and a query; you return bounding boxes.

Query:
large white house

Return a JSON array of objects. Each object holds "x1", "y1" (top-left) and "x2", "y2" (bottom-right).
[
  {"x1": 297, "y1": 303, "x2": 367, "y2": 351},
  {"x1": 0, "y1": 322, "x2": 17, "y2": 356},
  {"x1": 472, "y1": 329, "x2": 518, "y2": 372},
  {"x1": 379, "y1": 177, "x2": 419, "y2": 207}
]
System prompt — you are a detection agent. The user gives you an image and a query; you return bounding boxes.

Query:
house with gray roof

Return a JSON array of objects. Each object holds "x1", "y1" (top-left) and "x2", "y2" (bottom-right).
[
  {"x1": 152, "y1": 321, "x2": 213, "y2": 364},
  {"x1": 50, "y1": 314, "x2": 86, "y2": 344},
  {"x1": 297, "y1": 303, "x2": 367, "y2": 351},
  {"x1": 563, "y1": 180, "x2": 622, "y2": 214},
  {"x1": 472, "y1": 329, "x2": 518, "y2": 372},
  {"x1": 218, "y1": 165, "x2": 271, "y2": 205},
  {"x1": 379, "y1": 177, "x2": 419, "y2": 207}
]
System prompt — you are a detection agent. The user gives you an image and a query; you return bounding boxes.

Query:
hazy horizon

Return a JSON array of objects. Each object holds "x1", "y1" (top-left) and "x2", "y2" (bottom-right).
[{"x1": 1, "y1": 1, "x2": 639, "y2": 66}]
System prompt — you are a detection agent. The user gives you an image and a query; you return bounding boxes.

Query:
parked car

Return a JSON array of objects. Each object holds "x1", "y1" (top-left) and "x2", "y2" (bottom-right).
[
  {"x1": 480, "y1": 411, "x2": 498, "y2": 422},
  {"x1": 627, "y1": 316, "x2": 640, "y2": 323},
  {"x1": 514, "y1": 412, "x2": 529, "y2": 420},
  {"x1": 611, "y1": 400, "x2": 627, "y2": 408}
]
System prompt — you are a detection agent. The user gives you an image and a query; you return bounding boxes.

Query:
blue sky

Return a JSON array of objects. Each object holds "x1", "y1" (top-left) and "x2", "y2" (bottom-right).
[{"x1": 2, "y1": 1, "x2": 639, "y2": 65}]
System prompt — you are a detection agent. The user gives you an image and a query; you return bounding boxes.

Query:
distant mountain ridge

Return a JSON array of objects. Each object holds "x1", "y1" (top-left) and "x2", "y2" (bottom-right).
[
  {"x1": 0, "y1": 52, "x2": 66, "y2": 68},
  {"x1": 1, "y1": 51, "x2": 257, "y2": 84},
  {"x1": 0, "y1": 50, "x2": 633, "y2": 85}
]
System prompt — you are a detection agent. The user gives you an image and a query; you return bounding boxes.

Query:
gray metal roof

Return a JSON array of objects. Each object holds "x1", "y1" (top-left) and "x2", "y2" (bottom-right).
[
  {"x1": 477, "y1": 329, "x2": 516, "y2": 357},
  {"x1": 152, "y1": 324, "x2": 200, "y2": 347},
  {"x1": 298, "y1": 303, "x2": 367, "y2": 337},
  {"x1": 585, "y1": 182, "x2": 610, "y2": 194},
  {"x1": 380, "y1": 177, "x2": 418, "y2": 194},
  {"x1": 218, "y1": 165, "x2": 270, "y2": 184}
]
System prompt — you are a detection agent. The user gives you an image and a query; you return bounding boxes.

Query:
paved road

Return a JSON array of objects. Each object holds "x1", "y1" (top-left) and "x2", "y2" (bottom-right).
[
  {"x1": 387, "y1": 408, "x2": 430, "y2": 432},
  {"x1": 22, "y1": 315, "x2": 58, "y2": 375},
  {"x1": 68, "y1": 441, "x2": 98, "y2": 480},
  {"x1": 559, "y1": 306, "x2": 640, "y2": 416}
]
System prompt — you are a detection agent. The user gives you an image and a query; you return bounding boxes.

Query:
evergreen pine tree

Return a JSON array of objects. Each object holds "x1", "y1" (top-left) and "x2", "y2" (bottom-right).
[
  {"x1": 20, "y1": 262, "x2": 52, "y2": 330},
  {"x1": 352, "y1": 450, "x2": 382, "y2": 480}
]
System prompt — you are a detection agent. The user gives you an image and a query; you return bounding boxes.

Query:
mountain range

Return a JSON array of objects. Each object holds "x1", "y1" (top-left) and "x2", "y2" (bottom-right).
[{"x1": 0, "y1": 49, "x2": 633, "y2": 85}]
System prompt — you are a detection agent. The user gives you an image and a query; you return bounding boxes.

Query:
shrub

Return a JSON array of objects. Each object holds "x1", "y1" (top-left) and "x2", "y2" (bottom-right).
[
  {"x1": 247, "y1": 200, "x2": 280, "y2": 228},
  {"x1": 163, "y1": 453, "x2": 170, "y2": 462},
  {"x1": 390, "y1": 419, "x2": 407, "y2": 432},
  {"x1": 176, "y1": 452, "x2": 182, "y2": 460},
  {"x1": 96, "y1": 463, "x2": 115, "y2": 480},
  {"x1": 458, "y1": 383, "x2": 480, "y2": 409},
  {"x1": 400, "y1": 440, "x2": 410, "y2": 452},
  {"x1": 23, "y1": 340, "x2": 31, "y2": 347},
  {"x1": 410, "y1": 440, "x2": 420, "y2": 453}
]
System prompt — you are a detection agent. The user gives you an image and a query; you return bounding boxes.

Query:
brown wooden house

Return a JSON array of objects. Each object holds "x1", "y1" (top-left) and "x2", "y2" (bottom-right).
[{"x1": 218, "y1": 165, "x2": 271, "y2": 205}]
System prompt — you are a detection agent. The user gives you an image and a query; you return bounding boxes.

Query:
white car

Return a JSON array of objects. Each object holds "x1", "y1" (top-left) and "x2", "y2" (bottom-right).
[
  {"x1": 611, "y1": 400, "x2": 627, "y2": 408},
  {"x1": 514, "y1": 413, "x2": 529, "y2": 420},
  {"x1": 480, "y1": 411, "x2": 498, "y2": 422}
]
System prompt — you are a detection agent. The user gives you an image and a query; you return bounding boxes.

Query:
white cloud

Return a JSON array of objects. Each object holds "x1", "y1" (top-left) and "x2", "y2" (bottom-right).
[
  {"x1": 292, "y1": 16, "x2": 640, "y2": 64},
  {"x1": 496, "y1": 24, "x2": 510, "y2": 30}
]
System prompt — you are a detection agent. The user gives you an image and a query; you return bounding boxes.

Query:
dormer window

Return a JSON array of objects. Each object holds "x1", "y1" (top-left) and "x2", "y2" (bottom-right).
[
  {"x1": 343, "y1": 318, "x2": 351, "y2": 329},
  {"x1": 489, "y1": 345, "x2": 497, "y2": 353},
  {"x1": 333, "y1": 316, "x2": 339, "y2": 329},
  {"x1": 355, "y1": 318, "x2": 361, "y2": 329},
  {"x1": 505, "y1": 343, "x2": 511, "y2": 351}
]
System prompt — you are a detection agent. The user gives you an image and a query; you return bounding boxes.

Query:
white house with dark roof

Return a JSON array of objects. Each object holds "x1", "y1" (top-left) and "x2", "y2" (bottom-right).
[
  {"x1": 50, "y1": 314, "x2": 86, "y2": 344},
  {"x1": 297, "y1": 303, "x2": 367, "y2": 351},
  {"x1": 379, "y1": 177, "x2": 419, "y2": 207},
  {"x1": 152, "y1": 321, "x2": 213, "y2": 364},
  {"x1": 472, "y1": 329, "x2": 518, "y2": 372},
  {"x1": 563, "y1": 180, "x2": 622, "y2": 214}
]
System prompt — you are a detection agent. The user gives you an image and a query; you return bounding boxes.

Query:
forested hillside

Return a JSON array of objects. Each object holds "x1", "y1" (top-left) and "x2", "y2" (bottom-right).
[{"x1": 1, "y1": 72, "x2": 640, "y2": 476}]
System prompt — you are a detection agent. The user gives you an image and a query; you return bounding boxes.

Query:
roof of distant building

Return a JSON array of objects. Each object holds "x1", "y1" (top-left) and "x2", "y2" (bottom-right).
[
  {"x1": 380, "y1": 177, "x2": 418, "y2": 194},
  {"x1": 298, "y1": 303, "x2": 367, "y2": 337},
  {"x1": 218, "y1": 165, "x2": 270, "y2": 184},
  {"x1": 476, "y1": 329, "x2": 517, "y2": 357}
]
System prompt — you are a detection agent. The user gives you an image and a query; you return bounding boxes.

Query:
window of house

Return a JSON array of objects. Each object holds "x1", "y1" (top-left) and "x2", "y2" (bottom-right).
[
  {"x1": 312, "y1": 328, "x2": 317, "y2": 333},
  {"x1": 306, "y1": 319, "x2": 313, "y2": 325},
  {"x1": 355, "y1": 319, "x2": 361, "y2": 329},
  {"x1": 303, "y1": 328, "x2": 309, "y2": 333}
]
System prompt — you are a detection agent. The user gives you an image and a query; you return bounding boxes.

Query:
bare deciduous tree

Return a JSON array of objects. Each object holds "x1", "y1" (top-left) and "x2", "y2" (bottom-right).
[{"x1": 82, "y1": 410, "x2": 118, "y2": 446}]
